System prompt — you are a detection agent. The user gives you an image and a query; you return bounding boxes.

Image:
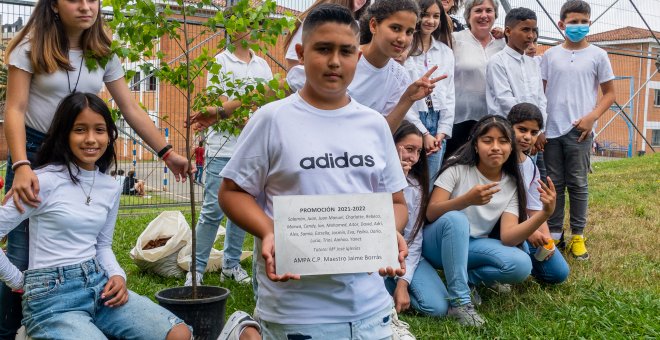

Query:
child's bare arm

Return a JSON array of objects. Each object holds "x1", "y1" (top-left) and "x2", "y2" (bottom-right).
[
  {"x1": 526, "y1": 209, "x2": 552, "y2": 247},
  {"x1": 574, "y1": 80, "x2": 615, "y2": 142},
  {"x1": 500, "y1": 179, "x2": 556, "y2": 246},
  {"x1": 188, "y1": 77, "x2": 291, "y2": 131},
  {"x1": 219, "y1": 178, "x2": 272, "y2": 239},
  {"x1": 219, "y1": 178, "x2": 300, "y2": 282}
]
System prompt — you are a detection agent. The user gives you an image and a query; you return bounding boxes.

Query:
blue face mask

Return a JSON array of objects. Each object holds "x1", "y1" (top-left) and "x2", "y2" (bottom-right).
[{"x1": 565, "y1": 24, "x2": 590, "y2": 42}]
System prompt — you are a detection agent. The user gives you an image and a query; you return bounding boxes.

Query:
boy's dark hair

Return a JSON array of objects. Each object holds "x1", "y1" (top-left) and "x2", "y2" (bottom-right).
[
  {"x1": 111, "y1": 170, "x2": 117, "y2": 176},
  {"x1": 560, "y1": 0, "x2": 591, "y2": 21},
  {"x1": 507, "y1": 102, "x2": 544, "y2": 130},
  {"x1": 440, "y1": 115, "x2": 527, "y2": 224},
  {"x1": 393, "y1": 120, "x2": 429, "y2": 246},
  {"x1": 36, "y1": 92, "x2": 118, "y2": 183},
  {"x1": 505, "y1": 7, "x2": 537, "y2": 29},
  {"x1": 410, "y1": 0, "x2": 453, "y2": 53},
  {"x1": 198, "y1": 141, "x2": 204, "y2": 147},
  {"x1": 118, "y1": 169, "x2": 125, "y2": 176},
  {"x1": 302, "y1": 3, "x2": 359, "y2": 42},
  {"x1": 359, "y1": 0, "x2": 420, "y2": 44}
]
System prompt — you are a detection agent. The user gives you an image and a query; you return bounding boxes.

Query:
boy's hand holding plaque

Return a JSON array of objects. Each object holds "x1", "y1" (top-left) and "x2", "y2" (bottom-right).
[{"x1": 273, "y1": 193, "x2": 400, "y2": 276}]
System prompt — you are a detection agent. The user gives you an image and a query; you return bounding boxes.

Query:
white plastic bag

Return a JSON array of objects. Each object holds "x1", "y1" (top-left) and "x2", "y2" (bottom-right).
[
  {"x1": 176, "y1": 230, "x2": 253, "y2": 272},
  {"x1": 130, "y1": 211, "x2": 191, "y2": 278}
]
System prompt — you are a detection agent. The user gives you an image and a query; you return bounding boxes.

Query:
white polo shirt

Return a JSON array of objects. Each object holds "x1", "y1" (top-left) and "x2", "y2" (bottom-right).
[
  {"x1": 206, "y1": 50, "x2": 273, "y2": 159},
  {"x1": 541, "y1": 44, "x2": 614, "y2": 139}
]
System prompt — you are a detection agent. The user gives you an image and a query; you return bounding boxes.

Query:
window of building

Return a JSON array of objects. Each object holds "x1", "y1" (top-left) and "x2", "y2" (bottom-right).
[
  {"x1": 655, "y1": 89, "x2": 660, "y2": 106},
  {"x1": 130, "y1": 72, "x2": 141, "y2": 92},
  {"x1": 652, "y1": 130, "x2": 660, "y2": 147},
  {"x1": 147, "y1": 75, "x2": 157, "y2": 91}
]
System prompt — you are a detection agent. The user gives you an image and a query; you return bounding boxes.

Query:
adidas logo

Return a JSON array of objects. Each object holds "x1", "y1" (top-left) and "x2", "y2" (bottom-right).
[{"x1": 299, "y1": 152, "x2": 375, "y2": 169}]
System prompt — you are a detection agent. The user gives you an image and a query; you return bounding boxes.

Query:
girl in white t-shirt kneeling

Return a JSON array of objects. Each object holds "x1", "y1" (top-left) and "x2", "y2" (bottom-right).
[{"x1": 425, "y1": 115, "x2": 557, "y2": 327}]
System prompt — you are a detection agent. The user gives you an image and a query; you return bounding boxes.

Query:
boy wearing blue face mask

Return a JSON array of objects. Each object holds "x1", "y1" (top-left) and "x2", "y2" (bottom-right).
[{"x1": 540, "y1": 0, "x2": 615, "y2": 260}]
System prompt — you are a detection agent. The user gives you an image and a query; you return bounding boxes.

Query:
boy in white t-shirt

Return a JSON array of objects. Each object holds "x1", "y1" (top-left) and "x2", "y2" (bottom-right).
[
  {"x1": 508, "y1": 103, "x2": 569, "y2": 284},
  {"x1": 486, "y1": 7, "x2": 546, "y2": 122},
  {"x1": 217, "y1": 4, "x2": 408, "y2": 338},
  {"x1": 540, "y1": 1, "x2": 615, "y2": 260},
  {"x1": 185, "y1": 29, "x2": 274, "y2": 287}
]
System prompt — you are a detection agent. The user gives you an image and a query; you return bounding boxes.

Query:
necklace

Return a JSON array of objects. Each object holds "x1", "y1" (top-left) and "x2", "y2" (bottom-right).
[
  {"x1": 78, "y1": 169, "x2": 96, "y2": 205},
  {"x1": 67, "y1": 56, "x2": 84, "y2": 93}
]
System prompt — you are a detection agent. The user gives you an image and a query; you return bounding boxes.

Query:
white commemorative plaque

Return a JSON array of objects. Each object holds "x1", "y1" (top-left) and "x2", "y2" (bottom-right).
[{"x1": 274, "y1": 193, "x2": 399, "y2": 276}]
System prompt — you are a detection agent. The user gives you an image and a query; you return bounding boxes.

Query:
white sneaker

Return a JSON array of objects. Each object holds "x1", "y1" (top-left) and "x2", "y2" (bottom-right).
[
  {"x1": 217, "y1": 311, "x2": 260, "y2": 340},
  {"x1": 184, "y1": 271, "x2": 203, "y2": 286},
  {"x1": 390, "y1": 307, "x2": 415, "y2": 340},
  {"x1": 447, "y1": 303, "x2": 485, "y2": 327},
  {"x1": 220, "y1": 266, "x2": 251, "y2": 284},
  {"x1": 15, "y1": 326, "x2": 28, "y2": 340}
]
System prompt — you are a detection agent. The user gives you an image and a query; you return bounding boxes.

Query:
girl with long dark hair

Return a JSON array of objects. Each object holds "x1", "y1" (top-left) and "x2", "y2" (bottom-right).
[
  {"x1": 0, "y1": 93, "x2": 191, "y2": 339},
  {"x1": 0, "y1": 0, "x2": 190, "y2": 333},
  {"x1": 404, "y1": 0, "x2": 455, "y2": 186},
  {"x1": 423, "y1": 115, "x2": 557, "y2": 327}
]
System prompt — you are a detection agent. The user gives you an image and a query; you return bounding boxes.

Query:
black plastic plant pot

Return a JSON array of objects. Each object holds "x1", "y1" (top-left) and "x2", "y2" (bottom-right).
[{"x1": 155, "y1": 286, "x2": 231, "y2": 340}]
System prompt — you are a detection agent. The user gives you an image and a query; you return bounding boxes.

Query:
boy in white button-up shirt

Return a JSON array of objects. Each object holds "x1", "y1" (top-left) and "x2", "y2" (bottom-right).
[{"x1": 485, "y1": 7, "x2": 546, "y2": 124}]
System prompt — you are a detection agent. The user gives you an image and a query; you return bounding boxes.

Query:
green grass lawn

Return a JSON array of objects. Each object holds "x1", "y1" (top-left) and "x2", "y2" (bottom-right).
[{"x1": 116, "y1": 154, "x2": 660, "y2": 339}]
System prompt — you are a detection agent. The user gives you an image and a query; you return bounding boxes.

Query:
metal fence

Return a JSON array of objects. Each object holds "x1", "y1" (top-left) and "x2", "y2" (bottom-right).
[
  {"x1": 501, "y1": 0, "x2": 660, "y2": 158},
  {"x1": 0, "y1": 0, "x2": 658, "y2": 211}
]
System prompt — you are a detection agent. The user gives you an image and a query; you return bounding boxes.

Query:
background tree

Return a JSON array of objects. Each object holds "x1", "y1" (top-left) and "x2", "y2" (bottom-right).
[{"x1": 107, "y1": 0, "x2": 294, "y2": 297}]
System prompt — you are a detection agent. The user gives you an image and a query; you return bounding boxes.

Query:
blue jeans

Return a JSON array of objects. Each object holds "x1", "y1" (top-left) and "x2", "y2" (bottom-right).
[
  {"x1": 195, "y1": 165, "x2": 203, "y2": 183},
  {"x1": 522, "y1": 242, "x2": 570, "y2": 284},
  {"x1": 21, "y1": 259, "x2": 187, "y2": 339},
  {"x1": 421, "y1": 211, "x2": 471, "y2": 307},
  {"x1": 194, "y1": 156, "x2": 246, "y2": 273},
  {"x1": 423, "y1": 211, "x2": 532, "y2": 306},
  {"x1": 467, "y1": 237, "x2": 532, "y2": 287},
  {"x1": 384, "y1": 258, "x2": 449, "y2": 316},
  {"x1": 418, "y1": 110, "x2": 446, "y2": 186},
  {"x1": 544, "y1": 128, "x2": 592, "y2": 235},
  {"x1": 0, "y1": 127, "x2": 44, "y2": 338},
  {"x1": 260, "y1": 303, "x2": 393, "y2": 340}
]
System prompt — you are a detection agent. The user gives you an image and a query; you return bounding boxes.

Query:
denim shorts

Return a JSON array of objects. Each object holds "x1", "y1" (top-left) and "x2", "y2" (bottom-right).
[
  {"x1": 260, "y1": 303, "x2": 393, "y2": 340},
  {"x1": 21, "y1": 258, "x2": 187, "y2": 340}
]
